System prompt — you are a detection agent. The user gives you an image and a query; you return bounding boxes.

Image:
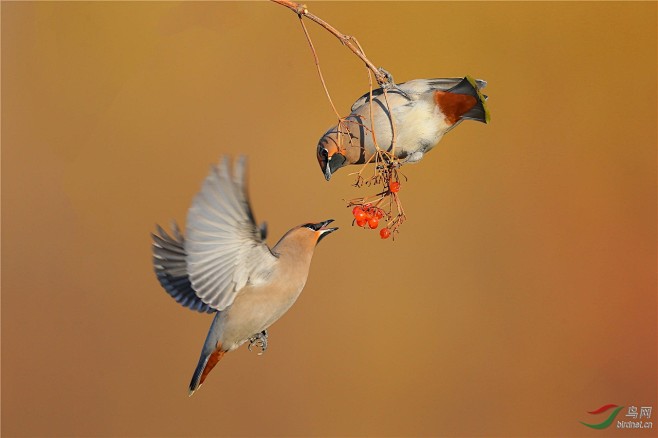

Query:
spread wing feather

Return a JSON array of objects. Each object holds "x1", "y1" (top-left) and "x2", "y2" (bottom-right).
[
  {"x1": 185, "y1": 156, "x2": 278, "y2": 311},
  {"x1": 152, "y1": 222, "x2": 215, "y2": 313}
]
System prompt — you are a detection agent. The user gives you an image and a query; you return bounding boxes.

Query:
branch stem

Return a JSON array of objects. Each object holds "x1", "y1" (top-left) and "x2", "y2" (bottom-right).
[
  {"x1": 270, "y1": 0, "x2": 388, "y2": 86},
  {"x1": 296, "y1": 17, "x2": 341, "y2": 119}
]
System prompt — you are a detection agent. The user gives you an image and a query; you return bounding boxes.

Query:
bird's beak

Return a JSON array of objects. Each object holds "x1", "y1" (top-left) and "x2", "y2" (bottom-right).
[
  {"x1": 314, "y1": 219, "x2": 338, "y2": 242},
  {"x1": 324, "y1": 154, "x2": 347, "y2": 181}
]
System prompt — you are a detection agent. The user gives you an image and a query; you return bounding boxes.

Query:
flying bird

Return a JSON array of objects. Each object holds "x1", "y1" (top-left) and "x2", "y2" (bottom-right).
[
  {"x1": 152, "y1": 156, "x2": 338, "y2": 395},
  {"x1": 317, "y1": 76, "x2": 490, "y2": 180}
]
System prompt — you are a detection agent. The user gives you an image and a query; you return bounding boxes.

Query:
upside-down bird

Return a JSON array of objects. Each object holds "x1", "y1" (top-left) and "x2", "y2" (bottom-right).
[
  {"x1": 317, "y1": 76, "x2": 490, "y2": 180},
  {"x1": 152, "y1": 156, "x2": 338, "y2": 395}
]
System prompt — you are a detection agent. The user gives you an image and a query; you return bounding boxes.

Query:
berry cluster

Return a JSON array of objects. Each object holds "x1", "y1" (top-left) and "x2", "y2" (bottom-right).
[
  {"x1": 347, "y1": 157, "x2": 406, "y2": 240},
  {"x1": 352, "y1": 205, "x2": 383, "y2": 228},
  {"x1": 351, "y1": 205, "x2": 392, "y2": 239}
]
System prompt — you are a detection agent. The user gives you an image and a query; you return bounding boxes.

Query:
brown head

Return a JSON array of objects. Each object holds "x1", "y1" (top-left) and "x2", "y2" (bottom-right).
[
  {"x1": 274, "y1": 219, "x2": 338, "y2": 258},
  {"x1": 317, "y1": 131, "x2": 348, "y2": 181}
]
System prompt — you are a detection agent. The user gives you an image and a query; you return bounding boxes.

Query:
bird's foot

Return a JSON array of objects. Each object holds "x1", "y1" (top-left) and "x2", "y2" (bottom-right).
[
  {"x1": 378, "y1": 67, "x2": 395, "y2": 89},
  {"x1": 377, "y1": 67, "x2": 410, "y2": 99},
  {"x1": 247, "y1": 330, "x2": 268, "y2": 355}
]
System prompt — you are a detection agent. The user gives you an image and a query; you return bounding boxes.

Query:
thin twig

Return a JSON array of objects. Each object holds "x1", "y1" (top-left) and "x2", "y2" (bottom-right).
[
  {"x1": 382, "y1": 88, "x2": 397, "y2": 156},
  {"x1": 296, "y1": 17, "x2": 341, "y2": 119},
  {"x1": 367, "y1": 72, "x2": 380, "y2": 151},
  {"x1": 272, "y1": 0, "x2": 407, "y2": 238},
  {"x1": 270, "y1": 0, "x2": 390, "y2": 86},
  {"x1": 297, "y1": 13, "x2": 357, "y2": 155}
]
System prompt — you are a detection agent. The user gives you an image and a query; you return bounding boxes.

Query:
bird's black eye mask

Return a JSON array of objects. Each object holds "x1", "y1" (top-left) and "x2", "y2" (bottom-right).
[
  {"x1": 302, "y1": 219, "x2": 337, "y2": 236},
  {"x1": 317, "y1": 146, "x2": 328, "y2": 169},
  {"x1": 302, "y1": 222, "x2": 325, "y2": 232}
]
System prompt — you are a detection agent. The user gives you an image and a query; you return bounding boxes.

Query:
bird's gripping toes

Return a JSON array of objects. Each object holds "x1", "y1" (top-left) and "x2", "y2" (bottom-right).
[
  {"x1": 317, "y1": 76, "x2": 490, "y2": 180},
  {"x1": 152, "y1": 156, "x2": 338, "y2": 395}
]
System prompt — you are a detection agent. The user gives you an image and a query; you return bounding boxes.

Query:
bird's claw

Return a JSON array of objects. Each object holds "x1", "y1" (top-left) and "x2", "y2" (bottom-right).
[
  {"x1": 248, "y1": 330, "x2": 268, "y2": 355},
  {"x1": 378, "y1": 67, "x2": 395, "y2": 89},
  {"x1": 378, "y1": 67, "x2": 409, "y2": 98}
]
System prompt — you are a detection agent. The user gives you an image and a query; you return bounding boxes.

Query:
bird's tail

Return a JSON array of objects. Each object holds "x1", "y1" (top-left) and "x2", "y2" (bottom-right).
[
  {"x1": 446, "y1": 76, "x2": 490, "y2": 124},
  {"x1": 189, "y1": 312, "x2": 226, "y2": 396}
]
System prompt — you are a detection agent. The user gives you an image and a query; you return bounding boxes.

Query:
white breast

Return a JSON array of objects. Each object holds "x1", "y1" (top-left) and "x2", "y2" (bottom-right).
[{"x1": 393, "y1": 99, "x2": 449, "y2": 156}]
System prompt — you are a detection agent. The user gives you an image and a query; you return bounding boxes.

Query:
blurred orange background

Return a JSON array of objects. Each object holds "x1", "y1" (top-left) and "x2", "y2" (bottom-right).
[{"x1": 2, "y1": 2, "x2": 656, "y2": 437}]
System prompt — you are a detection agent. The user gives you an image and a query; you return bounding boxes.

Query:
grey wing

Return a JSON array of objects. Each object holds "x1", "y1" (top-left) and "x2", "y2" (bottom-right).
[
  {"x1": 350, "y1": 86, "x2": 414, "y2": 112},
  {"x1": 350, "y1": 77, "x2": 488, "y2": 112},
  {"x1": 152, "y1": 222, "x2": 215, "y2": 313},
  {"x1": 185, "y1": 156, "x2": 278, "y2": 312},
  {"x1": 396, "y1": 78, "x2": 487, "y2": 95},
  {"x1": 424, "y1": 77, "x2": 487, "y2": 91}
]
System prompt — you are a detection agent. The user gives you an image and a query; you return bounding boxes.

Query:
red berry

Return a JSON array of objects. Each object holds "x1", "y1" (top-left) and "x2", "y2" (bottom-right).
[
  {"x1": 354, "y1": 211, "x2": 367, "y2": 221},
  {"x1": 368, "y1": 217, "x2": 379, "y2": 229},
  {"x1": 352, "y1": 206, "x2": 363, "y2": 217},
  {"x1": 380, "y1": 228, "x2": 391, "y2": 239},
  {"x1": 356, "y1": 217, "x2": 367, "y2": 227},
  {"x1": 389, "y1": 182, "x2": 400, "y2": 193},
  {"x1": 375, "y1": 209, "x2": 384, "y2": 219}
]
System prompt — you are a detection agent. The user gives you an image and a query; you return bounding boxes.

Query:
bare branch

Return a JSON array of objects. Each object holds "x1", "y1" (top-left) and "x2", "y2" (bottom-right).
[
  {"x1": 270, "y1": 0, "x2": 390, "y2": 87},
  {"x1": 272, "y1": 0, "x2": 406, "y2": 238},
  {"x1": 296, "y1": 17, "x2": 342, "y2": 119}
]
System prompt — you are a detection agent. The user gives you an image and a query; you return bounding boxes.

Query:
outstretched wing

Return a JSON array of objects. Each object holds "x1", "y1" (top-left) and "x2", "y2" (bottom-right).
[
  {"x1": 185, "y1": 156, "x2": 278, "y2": 311},
  {"x1": 152, "y1": 222, "x2": 215, "y2": 313}
]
